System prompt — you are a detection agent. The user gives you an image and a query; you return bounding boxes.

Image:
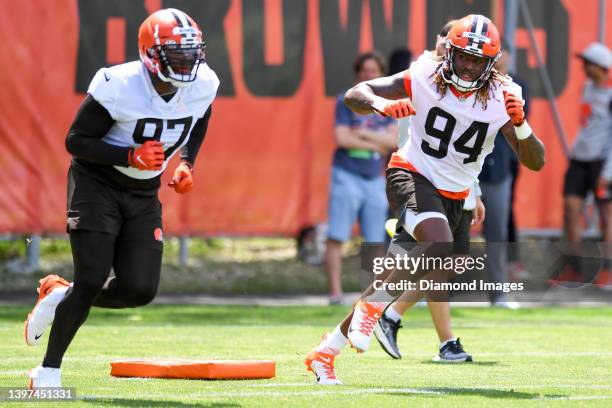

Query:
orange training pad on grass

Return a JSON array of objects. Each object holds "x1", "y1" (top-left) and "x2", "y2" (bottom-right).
[{"x1": 110, "y1": 359, "x2": 275, "y2": 380}]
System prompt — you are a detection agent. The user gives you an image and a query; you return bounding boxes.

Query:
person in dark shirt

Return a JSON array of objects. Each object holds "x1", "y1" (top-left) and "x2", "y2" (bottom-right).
[
  {"x1": 325, "y1": 52, "x2": 397, "y2": 304},
  {"x1": 479, "y1": 46, "x2": 529, "y2": 307}
]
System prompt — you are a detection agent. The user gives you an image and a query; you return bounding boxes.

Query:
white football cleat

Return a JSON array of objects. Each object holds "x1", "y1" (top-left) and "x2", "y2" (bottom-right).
[
  {"x1": 347, "y1": 301, "x2": 383, "y2": 353},
  {"x1": 305, "y1": 350, "x2": 342, "y2": 385},
  {"x1": 24, "y1": 275, "x2": 70, "y2": 346},
  {"x1": 28, "y1": 365, "x2": 62, "y2": 389}
]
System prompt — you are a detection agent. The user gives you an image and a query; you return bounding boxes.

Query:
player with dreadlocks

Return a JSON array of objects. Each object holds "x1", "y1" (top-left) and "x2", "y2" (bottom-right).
[{"x1": 305, "y1": 14, "x2": 545, "y2": 385}]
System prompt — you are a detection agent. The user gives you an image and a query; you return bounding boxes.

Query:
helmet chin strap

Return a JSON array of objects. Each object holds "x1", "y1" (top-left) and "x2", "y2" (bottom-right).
[
  {"x1": 443, "y1": 58, "x2": 495, "y2": 93},
  {"x1": 441, "y1": 68, "x2": 481, "y2": 93},
  {"x1": 157, "y1": 70, "x2": 191, "y2": 88},
  {"x1": 449, "y1": 73, "x2": 479, "y2": 92},
  {"x1": 442, "y1": 46, "x2": 497, "y2": 93},
  {"x1": 155, "y1": 61, "x2": 199, "y2": 88}
]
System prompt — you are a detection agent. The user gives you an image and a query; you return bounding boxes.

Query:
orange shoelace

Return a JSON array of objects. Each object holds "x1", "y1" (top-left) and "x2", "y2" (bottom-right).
[
  {"x1": 321, "y1": 359, "x2": 337, "y2": 379},
  {"x1": 358, "y1": 310, "x2": 379, "y2": 336}
]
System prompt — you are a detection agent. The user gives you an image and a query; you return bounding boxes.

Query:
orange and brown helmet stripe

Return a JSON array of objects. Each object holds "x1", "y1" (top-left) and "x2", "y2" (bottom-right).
[
  {"x1": 447, "y1": 14, "x2": 500, "y2": 59},
  {"x1": 139, "y1": 8, "x2": 201, "y2": 51}
]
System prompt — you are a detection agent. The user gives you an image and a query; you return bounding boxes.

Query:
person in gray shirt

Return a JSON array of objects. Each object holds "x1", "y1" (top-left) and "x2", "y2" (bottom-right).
[{"x1": 560, "y1": 42, "x2": 612, "y2": 289}]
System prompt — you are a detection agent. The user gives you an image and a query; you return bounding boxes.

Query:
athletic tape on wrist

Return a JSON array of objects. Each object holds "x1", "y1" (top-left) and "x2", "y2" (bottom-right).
[
  {"x1": 514, "y1": 121, "x2": 532, "y2": 140},
  {"x1": 371, "y1": 98, "x2": 388, "y2": 115}
]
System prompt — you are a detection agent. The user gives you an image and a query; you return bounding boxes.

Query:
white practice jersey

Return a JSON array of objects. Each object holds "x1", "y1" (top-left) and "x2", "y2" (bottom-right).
[
  {"x1": 87, "y1": 61, "x2": 220, "y2": 179},
  {"x1": 397, "y1": 117, "x2": 411, "y2": 149},
  {"x1": 397, "y1": 52, "x2": 520, "y2": 192},
  {"x1": 398, "y1": 116, "x2": 480, "y2": 210}
]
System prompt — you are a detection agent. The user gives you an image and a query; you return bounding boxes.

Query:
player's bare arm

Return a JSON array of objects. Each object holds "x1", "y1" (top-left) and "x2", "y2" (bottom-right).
[
  {"x1": 344, "y1": 72, "x2": 414, "y2": 118},
  {"x1": 501, "y1": 90, "x2": 545, "y2": 171},
  {"x1": 501, "y1": 120, "x2": 545, "y2": 171}
]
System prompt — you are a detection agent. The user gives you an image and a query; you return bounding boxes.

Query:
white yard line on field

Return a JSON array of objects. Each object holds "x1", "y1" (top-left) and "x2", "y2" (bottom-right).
[
  {"x1": 82, "y1": 388, "x2": 443, "y2": 400},
  {"x1": 245, "y1": 382, "x2": 612, "y2": 390},
  {"x1": 470, "y1": 351, "x2": 612, "y2": 357},
  {"x1": 80, "y1": 388, "x2": 612, "y2": 401}
]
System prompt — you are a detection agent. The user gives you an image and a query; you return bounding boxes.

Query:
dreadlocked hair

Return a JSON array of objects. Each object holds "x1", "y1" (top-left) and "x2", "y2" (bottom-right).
[{"x1": 429, "y1": 56, "x2": 511, "y2": 109}]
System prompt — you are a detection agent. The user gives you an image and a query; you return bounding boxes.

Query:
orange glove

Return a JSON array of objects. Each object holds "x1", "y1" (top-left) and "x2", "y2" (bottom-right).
[
  {"x1": 503, "y1": 91, "x2": 525, "y2": 126},
  {"x1": 380, "y1": 98, "x2": 416, "y2": 118},
  {"x1": 128, "y1": 141, "x2": 164, "y2": 171},
  {"x1": 168, "y1": 161, "x2": 193, "y2": 194},
  {"x1": 596, "y1": 177, "x2": 610, "y2": 200}
]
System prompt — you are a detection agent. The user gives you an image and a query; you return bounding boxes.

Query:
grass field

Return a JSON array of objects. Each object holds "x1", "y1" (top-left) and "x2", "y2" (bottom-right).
[
  {"x1": 1, "y1": 305, "x2": 612, "y2": 407},
  {"x1": 0, "y1": 237, "x2": 364, "y2": 295}
]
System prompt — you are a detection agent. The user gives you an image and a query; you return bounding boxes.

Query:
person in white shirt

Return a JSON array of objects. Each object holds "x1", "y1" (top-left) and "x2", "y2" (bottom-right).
[
  {"x1": 305, "y1": 14, "x2": 545, "y2": 385},
  {"x1": 374, "y1": 20, "x2": 485, "y2": 363}
]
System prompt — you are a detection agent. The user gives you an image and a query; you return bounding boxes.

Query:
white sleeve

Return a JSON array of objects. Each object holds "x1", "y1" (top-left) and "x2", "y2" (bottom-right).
[
  {"x1": 87, "y1": 68, "x2": 118, "y2": 120},
  {"x1": 208, "y1": 67, "x2": 220, "y2": 97},
  {"x1": 193, "y1": 64, "x2": 220, "y2": 118}
]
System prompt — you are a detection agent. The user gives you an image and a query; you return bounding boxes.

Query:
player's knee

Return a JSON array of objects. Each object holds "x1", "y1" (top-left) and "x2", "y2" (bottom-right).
[
  {"x1": 125, "y1": 284, "x2": 158, "y2": 307},
  {"x1": 72, "y1": 276, "x2": 106, "y2": 301},
  {"x1": 425, "y1": 241, "x2": 455, "y2": 260}
]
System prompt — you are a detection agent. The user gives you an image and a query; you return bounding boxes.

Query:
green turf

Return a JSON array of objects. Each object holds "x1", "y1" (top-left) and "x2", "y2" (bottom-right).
[{"x1": 1, "y1": 305, "x2": 612, "y2": 407}]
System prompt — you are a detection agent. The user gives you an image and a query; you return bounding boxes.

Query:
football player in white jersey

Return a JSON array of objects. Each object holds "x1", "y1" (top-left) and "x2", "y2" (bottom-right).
[
  {"x1": 24, "y1": 9, "x2": 219, "y2": 388},
  {"x1": 306, "y1": 14, "x2": 544, "y2": 385},
  {"x1": 374, "y1": 20, "x2": 482, "y2": 363}
]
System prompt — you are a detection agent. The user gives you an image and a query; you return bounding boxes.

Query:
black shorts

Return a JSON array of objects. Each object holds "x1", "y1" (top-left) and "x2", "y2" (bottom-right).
[
  {"x1": 67, "y1": 165, "x2": 163, "y2": 249},
  {"x1": 563, "y1": 159, "x2": 612, "y2": 201},
  {"x1": 453, "y1": 210, "x2": 473, "y2": 255},
  {"x1": 386, "y1": 167, "x2": 465, "y2": 243}
]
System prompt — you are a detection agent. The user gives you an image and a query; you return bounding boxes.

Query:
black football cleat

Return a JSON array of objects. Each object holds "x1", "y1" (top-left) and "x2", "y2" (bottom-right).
[
  {"x1": 374, "y1": 314, "x2": 402, "y2": 359},
  {"x1": 434, "y1": 338, "x2": 473, "y2": 363}
]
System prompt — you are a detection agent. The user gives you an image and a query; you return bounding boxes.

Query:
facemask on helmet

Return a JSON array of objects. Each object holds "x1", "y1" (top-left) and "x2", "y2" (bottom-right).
[
  {"x1": 440, "y1": 14, "x2": 501, "y2": 93},
  {"x1": 139, "y1": 8, "x2": 206, "y2": 88}
]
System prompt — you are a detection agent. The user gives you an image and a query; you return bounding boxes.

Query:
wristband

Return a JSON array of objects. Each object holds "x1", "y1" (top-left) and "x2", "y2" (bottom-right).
[
  {"x1": 514, "y1": 120, "x2": 532, "y2": 140},
  {"x1": 371, "y1": 98, "x2": 388, "y2": 115}
]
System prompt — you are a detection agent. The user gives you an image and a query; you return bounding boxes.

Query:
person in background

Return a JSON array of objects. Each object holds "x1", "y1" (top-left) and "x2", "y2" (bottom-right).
[
  {"x1": 388, "y1": 49, "x2": 413, "y2": 79},
  {"x1": 504, "y1": 48, "x2": 531, "y2": 282},
  {"x1": 479, "y1": 45, "x2": 530, "y2": 307},
  {"x1": 559, "y1": 42, "x2": 612, "y2": 289},
  {"x1": 325, "y1": 52, "x2": 397, "y2": 304}
]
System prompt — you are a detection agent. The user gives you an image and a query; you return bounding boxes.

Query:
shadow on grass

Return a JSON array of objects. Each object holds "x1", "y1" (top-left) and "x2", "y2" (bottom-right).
[
  {"x1": 389, "y1": 387, "x2": 563, "y2": 400},
  {"x1": 419, "y1": 360, "x2": 502, "y2": 366},
  {"x1": 82, "y1": 398, "x2": 241, "y2": 407}
]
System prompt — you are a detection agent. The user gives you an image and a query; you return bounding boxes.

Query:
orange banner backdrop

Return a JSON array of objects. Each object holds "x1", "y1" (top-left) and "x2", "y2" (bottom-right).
[{"x1": 0, "y1": 0, "x2": 610, "y2": 235}]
